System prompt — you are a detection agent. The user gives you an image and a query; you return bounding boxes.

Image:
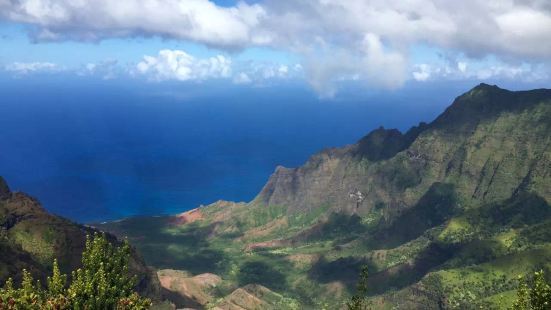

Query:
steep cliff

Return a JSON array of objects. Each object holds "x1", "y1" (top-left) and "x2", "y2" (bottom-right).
[{"x1": 256, "y1": 83, "x2": 550, "y2": 218}]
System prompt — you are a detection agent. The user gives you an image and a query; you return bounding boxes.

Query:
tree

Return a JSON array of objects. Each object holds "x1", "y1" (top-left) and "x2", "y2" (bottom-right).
[
  {"x1": 0, "y1": 233, "x2": 151, "y2": 310},
  {"x1": 512, "y1": 270, "x2": 551, "y2": 310},
  {"x1": 347, "y1": 265, "x2": 370, "y2": 310}
]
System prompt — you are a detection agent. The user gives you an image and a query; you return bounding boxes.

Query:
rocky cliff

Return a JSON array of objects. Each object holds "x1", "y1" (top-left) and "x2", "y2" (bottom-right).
[{"x1": 256, "y1": 84, "x2": 551, "y2": 219}]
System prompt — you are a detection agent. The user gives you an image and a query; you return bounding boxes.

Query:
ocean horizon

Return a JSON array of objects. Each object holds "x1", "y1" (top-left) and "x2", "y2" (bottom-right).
[{"x1": 0, "y1": 76, "x2": 536, "y2": 223}]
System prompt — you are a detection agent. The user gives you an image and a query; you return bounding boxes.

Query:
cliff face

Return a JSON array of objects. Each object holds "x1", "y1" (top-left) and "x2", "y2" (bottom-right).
[
  {"x1": 256, "y1": 84, "x2": 551, "y2": 219},
  {"x1": 0, "y1": 177, "x2": 161, "y2": 299}
]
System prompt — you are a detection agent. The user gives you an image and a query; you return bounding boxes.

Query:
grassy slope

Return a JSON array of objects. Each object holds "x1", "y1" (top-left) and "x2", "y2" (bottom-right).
[
  {"x1": 0, "y1": 182, "x2": 162, "y2": 301},
  {"x1": 98, "y1": 84, "x2": 551, "y2": 309}
]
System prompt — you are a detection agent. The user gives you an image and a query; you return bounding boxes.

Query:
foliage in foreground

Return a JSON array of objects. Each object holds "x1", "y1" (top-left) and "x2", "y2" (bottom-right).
[
  {"x1": 0, "y1": 233, "x2": 151, "y2": 310},
  {"x1": 346, "y1": 265, "x2": 370, "y2": 310},
  {"x1": 343, "y1": 266, "x2": 551, "y2": 310},
  {"x1": 511, "y1": 270, "x2": 551, "y2": 310}
]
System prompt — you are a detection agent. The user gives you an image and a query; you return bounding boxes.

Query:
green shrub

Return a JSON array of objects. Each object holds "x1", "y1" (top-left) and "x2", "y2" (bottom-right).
[
  {"x1": 0, "y1": 233, "x2": 151, "y2": 310},
  {"x1": 346, "y1": 265, "x2": 369, "y2": 310},
  {"x1": 512, "y1": 270, "x2": 551, "y2": 310}
]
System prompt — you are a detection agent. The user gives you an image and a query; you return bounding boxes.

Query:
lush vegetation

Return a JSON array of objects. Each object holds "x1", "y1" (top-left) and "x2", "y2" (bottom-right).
[
  {"x1": 0, "y1": 234, "x2": 151, "y2": 310},
  {"x1": 346, "y1": 264, "x2": 551, "y2": 309},
  {"x1": 98, "y1": 192, "x2": 551, "y2": 309},
  {"x1": 512, "y1": 270, "x2": 551, "y2": 310},
  {"x1": 346, "y1": 265, "x2": 369, "y2": 310},
  {"x1": 96, "y1": 85, "x2": 551, "y2": 309}
]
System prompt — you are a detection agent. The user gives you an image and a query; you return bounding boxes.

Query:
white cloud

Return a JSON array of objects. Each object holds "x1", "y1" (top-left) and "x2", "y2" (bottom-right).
[
  {"x1": 273, "y1": 0, "x2": 551, "y2": 59},
  {"x1": 411, "y1": 60, "x2": 548, "y2": 82},
  {"x1": 0, "y1": 0, "x2": 266, "y2": 49},
  {"x1": 257, "y1": 0, "x2": 550, "y2": 94},
  {"x1": 412, "y1": 64, "x2": 431, "y2": 81},
  {"x1": 5, "y1": 62, "x2": 59, "y2": 74},
  {"x1": 3, "y1": 49, "x2": 298, "y2": 86},
  {"x1": 78, "y1": 59, "x2": 120, "y2": 79},
  {"x1": 474, "y1": 65, "x2": 530, "y2": 80},
  {"x1": 302, "y1": 33, "x2": 406, "y2": 97},
  {"x1": 1, "y1": 0, "x2": 550, "y2": 94},
  {"x1": 136, "y1": 49, "x2": 232, "y2": 81},
  {"x1": 233, "y1": 72, "x2": 252, "y2": 84},
  {"x1": 232, "y1": 61, "x2": 301, "y2": 85},
  {"x1": 457, "y1": 62, "x2": 468, "y2": 73},
  {"x1": 360, "y1": 33, "x2": 407, "y2": 88},
  {"x1": 3, "y1": 1, "x2": 549, "y2": 60}
]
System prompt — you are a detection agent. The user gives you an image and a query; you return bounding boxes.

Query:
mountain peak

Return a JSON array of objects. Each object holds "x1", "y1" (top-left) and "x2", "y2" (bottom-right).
[
  {"x1": 463, "y1": 83, "x2": 507, "y2": 98},
  {"x1": 473, "y1": 83, "x2": 502, "y2": 91},
  {"x1": 430, "y1": 84, "x2": 546, "y2": 130}
]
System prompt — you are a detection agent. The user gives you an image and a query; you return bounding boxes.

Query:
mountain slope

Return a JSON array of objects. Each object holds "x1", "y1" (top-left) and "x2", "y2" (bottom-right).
[
  {"x1": 256, "y1": 83, "x2": 550, "y2": 216},
  {"x1": 98, "y1": 84, "x2": 551, "y2": 309},
  {"x1": 0, "y1": 177, "x2": 161, "y2": 299}
]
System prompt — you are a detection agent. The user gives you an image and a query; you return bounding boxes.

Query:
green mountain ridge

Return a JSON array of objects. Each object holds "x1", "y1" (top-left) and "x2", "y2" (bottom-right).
[
  {"x1": 255, "y1": 83, "x2": 550, "y2": 216},
  {"x1": 3, "y1": 83, "x2": 549, "y2": 309},
  {"x1": 0, "y1": 177, "x2": 162, "y2": 301}
]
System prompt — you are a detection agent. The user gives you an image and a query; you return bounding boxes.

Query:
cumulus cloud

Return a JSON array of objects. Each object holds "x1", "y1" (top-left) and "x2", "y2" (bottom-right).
[
  {"x1": 3, "y1": 49, "x2": 298, "y2": 86},
  {"x1": 232, "y1": 61, "x2": 302, "y2": 86},
  {"x1": 473, "y1": 64, "x2": 546, "y2": 81},
  {"x1": 264, "y1": 0, "x2": 551, "y2": 59},
  {"x1": 78, "y1": 59, "x2": 120, "y2": 79},
  {"x1": 260, "y1": 0, "x2": 550, "y2": 93},
  {"x1": 136, "y1": 49, "x2": 232, "y2": 81},
  {"x1": 5, "y1": 61, "x2": 59, "y2": 74},
  {"x1": 411, "y1": 60, "x2": 549, "y2": 82},
  {"x1": 134, "y1": 49, "x2": 301, "y2": 84},
  {"x1": 0, "y1": 0, "x2": 266, "y2": 48},
  {"x1": 412, "y1": 64, "x2": 432, "y2": 82},
  {"x1": 1, "y1": 0, "x2": 550, "y2": 94},
  {"x1": 233, "y1": 72, "x2": 252, "y2": 84},
  {"x1": 302, "y1": 33, "x2": 406, "y2": 97}
]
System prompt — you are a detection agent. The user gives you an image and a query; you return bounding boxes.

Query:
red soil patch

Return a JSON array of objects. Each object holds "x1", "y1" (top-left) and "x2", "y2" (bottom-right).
[
  {"x1": 285, "y1": 254, "x2": 319, "y2": 267},
  {"x1": 244, "y1": 239, "x2": 288, "y2": 252},
  {"x1": 157, "y1": 269, "x2": 222, "y2": 306},
  {"x1": 172, "y1": 208, "x2": 204, "y2": 225}
]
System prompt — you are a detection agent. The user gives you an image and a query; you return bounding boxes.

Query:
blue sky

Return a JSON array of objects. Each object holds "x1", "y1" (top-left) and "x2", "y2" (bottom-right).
[{"x1": 0, "y1": 0, "x2": 549, "y2": 97}]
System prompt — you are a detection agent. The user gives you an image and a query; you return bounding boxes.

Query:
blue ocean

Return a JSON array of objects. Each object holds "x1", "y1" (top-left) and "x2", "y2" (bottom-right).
[{"x1": 0, "y1": 75, "x2": 480, "y2": 222}]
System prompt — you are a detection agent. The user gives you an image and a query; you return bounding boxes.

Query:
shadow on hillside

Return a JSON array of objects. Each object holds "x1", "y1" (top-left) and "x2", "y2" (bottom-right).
[
  {"x1": 290, "y1": 212, "x2": 367, "y2": 244},
  {"x1": 442, "y1": 192, "x2": 551, "y2": 268},
  {"x1": 482, "y1": 191, "x2": 551, "y2": 228},
  {"x1": 308, "y1": 242, "x2": 456, "y2": 295},
  {"x1": 237, "y1": 260, "x2": 288, "y2": 291},
  {"x1": 370, "y1": 182, "x2": 459, "y2": 249},
  {"x1": 161, "y1": 287, "x2": 205, "y2": 310},
  {"x1": 367, "y1": 242, "x2": 456, "y2": 295},
  {"x1": 308, "y1": 256, "x2": 374, "y2": 290},
  {"x1": 101, "y1": 217, "x2": 230, "y2": 275}
]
